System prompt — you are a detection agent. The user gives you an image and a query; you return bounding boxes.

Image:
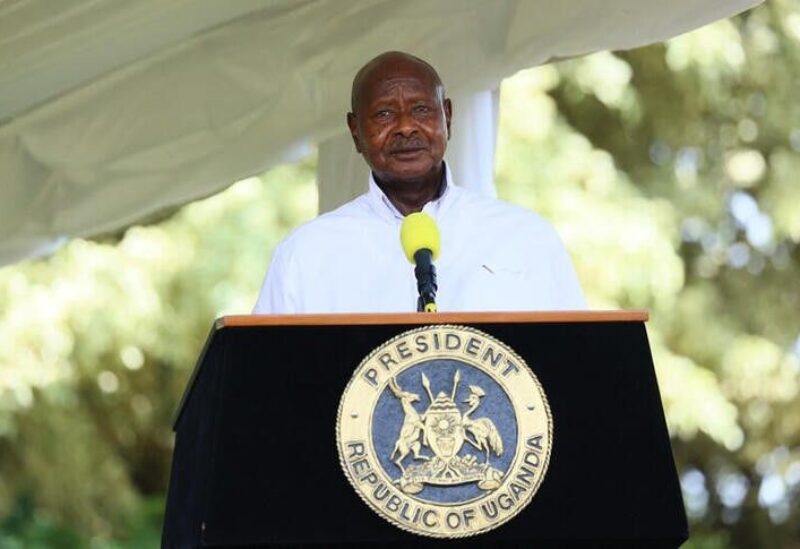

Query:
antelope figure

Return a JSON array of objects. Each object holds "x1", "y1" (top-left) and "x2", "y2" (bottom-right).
[
  {"x1": 463, "y1": 385, "x2": 503, "y2": 464},
  {"x1": 389, "y1": 377, "x2": 428, "y2": 471}
]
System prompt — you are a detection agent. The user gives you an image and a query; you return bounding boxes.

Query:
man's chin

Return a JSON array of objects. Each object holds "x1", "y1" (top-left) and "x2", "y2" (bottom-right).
[{"x1": 381, "y1": 158, "x2": 441, "y2": 182}]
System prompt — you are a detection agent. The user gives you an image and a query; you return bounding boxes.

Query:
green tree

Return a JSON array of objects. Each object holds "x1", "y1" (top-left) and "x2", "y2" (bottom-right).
[
  {"x1": 496, "y1": 2, "x2": 800, "y2": 546},
  {"x1": 0, "y1": 161, "x2": 317, "y2": 544}
]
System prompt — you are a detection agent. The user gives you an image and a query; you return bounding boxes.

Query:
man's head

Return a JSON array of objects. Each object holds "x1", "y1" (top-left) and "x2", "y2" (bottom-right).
[{"x1": 347, "y1": 51, "x2": 452, "y2": 185}]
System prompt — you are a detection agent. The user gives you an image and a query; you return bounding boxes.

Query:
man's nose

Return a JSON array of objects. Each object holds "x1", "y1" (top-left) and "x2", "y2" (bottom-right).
[{"x1": 394, "y1": 109, "x2": 418, "y2": 136}]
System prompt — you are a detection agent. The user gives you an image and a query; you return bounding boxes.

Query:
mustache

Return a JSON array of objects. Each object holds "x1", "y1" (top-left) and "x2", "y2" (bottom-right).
[{"x1": 387, "y1": 138, "x2": 428, "y2": 154}]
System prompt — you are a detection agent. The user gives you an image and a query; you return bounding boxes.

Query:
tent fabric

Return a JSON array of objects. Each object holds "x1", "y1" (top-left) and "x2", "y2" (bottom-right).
[
  {"x1": 0, "y1": 0, "x2": 759, "y2": 266},
  {"x1": 442, "y1": 88, "x2": 501, "y2": 199}
]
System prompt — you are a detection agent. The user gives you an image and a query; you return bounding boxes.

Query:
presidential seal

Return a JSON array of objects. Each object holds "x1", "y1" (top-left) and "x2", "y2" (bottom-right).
[{"x1": 336, "y1": 325, "x2": 553, "y2": 538}]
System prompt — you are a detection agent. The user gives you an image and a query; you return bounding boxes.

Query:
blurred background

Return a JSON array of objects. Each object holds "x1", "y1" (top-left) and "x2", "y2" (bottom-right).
[{"x1": 1, "y1": 1, "x2": 798, "y2": 547}]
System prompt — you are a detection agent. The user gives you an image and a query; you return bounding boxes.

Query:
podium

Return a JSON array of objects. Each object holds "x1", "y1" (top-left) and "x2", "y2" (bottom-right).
[{"x1": 162, "y1": 311, "x2": 687, "y2": 547}]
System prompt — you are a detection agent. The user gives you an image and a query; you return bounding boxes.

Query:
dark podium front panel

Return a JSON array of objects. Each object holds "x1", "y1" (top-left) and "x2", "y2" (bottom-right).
[{"x1": 163, "y1": 312, "x2": 687, "y2": 547}]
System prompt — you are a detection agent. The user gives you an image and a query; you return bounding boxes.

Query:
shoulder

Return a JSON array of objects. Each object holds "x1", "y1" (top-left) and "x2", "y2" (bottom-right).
[
  {"x1": 275, "y1": 193, "x2": 374, "y2": 256},
  {"x1": 448, "y1": 185, "x2": 562, "y2": 245}
]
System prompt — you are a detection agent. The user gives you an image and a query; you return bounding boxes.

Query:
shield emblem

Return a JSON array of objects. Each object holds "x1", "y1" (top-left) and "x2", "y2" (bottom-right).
[{"x1": 424, "y1": 395, "x2": 464, "y2": 459}]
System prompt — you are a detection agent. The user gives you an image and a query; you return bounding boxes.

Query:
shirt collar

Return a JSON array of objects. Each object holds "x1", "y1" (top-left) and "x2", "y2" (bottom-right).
[{"x1": 366, "y1": 162, "x2": 455, "y2": 222}]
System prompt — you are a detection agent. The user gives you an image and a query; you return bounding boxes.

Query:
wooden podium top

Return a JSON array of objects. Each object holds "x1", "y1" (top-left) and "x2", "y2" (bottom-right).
[{"x1": 218, "y1": 310, "x2": 648, "y2": 328}]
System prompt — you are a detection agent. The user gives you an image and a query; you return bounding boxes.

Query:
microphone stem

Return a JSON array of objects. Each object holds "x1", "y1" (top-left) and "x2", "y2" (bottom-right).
[{"x1": 413, "y1": 249, "x2": 438, "y2": 313}]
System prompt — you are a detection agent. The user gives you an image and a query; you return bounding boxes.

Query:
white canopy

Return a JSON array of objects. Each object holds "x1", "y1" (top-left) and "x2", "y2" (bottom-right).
[{"x1": 0, "y1": 0, "x2": 759, "y2": 265}]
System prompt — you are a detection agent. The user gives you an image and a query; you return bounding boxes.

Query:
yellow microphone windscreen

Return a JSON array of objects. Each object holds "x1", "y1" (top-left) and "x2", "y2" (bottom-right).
[{"x1": 400, "y1": 212, "x2": 440, "y2": 263}]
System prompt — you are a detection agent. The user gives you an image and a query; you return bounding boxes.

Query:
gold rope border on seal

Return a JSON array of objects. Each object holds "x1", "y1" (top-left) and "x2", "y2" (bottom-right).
[{"x1": 335, "y1": 324, "x2": 554, "y2": 539}]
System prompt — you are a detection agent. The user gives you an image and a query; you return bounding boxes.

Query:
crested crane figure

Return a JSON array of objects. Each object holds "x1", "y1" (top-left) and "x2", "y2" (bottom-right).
[
  {"x1": 388, "y1": 377, "x2": 428, "y2": 472},
  {"x1": 463, "y1": 385, "x2": 503, "y2": 464}
]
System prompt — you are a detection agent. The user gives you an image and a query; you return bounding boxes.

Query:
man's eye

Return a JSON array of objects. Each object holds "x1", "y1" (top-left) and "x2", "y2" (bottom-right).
[
  {"x1": 414, "y1": 105, "x2": 431, "y2": 113},
  {"x1": 374, "y1": 110, "x2": 392, "y2": 119}
]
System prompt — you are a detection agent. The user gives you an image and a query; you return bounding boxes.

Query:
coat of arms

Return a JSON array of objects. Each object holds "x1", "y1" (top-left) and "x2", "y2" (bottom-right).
[
  {"x1": 388, "y1": 370, "x2": 504, "y2": 494},
  {"x1": 337, "y1": 325, "x2": 553, "y2": 538}
]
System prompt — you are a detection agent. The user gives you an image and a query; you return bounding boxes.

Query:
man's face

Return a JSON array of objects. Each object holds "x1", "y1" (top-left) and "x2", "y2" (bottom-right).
[{"x1": 348, "y1": 64, "x2": 452, "y2": 183}]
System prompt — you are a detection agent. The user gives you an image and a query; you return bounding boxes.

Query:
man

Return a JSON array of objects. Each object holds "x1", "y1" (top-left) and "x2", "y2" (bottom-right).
[{"x1": 253, "y1": 51, "x2": 584, "y2": 313}]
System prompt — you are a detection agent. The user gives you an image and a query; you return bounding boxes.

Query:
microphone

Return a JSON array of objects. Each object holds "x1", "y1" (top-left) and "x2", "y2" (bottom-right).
[{"x1": 400, "y1": 212, "x2": 441, "y2": 313}]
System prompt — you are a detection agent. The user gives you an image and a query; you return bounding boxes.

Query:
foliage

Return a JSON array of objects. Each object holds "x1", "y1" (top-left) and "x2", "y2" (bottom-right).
[
  {"x1": 0, "y1": 2, "x2": 798, "y2": 546},
  {"x1": 0, "y1": 161, "x2": 317, "y2": 544},
  {"x1": 496, "y1": 2, "x2": 800, "y2": 546}
]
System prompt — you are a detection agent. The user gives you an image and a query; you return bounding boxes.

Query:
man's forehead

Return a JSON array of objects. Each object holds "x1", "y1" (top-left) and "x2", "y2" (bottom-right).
[
  {"x1": 351, "y1": 52, "x2": 444, "y2": 111},
  {"x1": 365, "y1": 75, "x2": 438, "y2": 100}
]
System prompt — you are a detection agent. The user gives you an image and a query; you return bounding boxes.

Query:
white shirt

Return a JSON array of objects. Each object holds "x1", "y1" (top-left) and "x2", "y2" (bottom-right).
[{"x1": 253, "y1": 165, "x2": 585, "y2": 313}]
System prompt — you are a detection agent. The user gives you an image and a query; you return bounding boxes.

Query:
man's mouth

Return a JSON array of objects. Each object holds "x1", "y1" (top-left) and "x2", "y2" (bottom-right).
[{"x1": 390, "y1": 146, "x2": 426, "y2": 158}]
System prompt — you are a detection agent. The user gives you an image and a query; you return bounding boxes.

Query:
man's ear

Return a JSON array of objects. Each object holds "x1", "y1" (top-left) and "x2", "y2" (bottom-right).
[
  {"x1": 443, "y1": 98, "x2": 452, "y2": 140},
  {"x1": 346, "y1": 112, "x2": 362, "y2": 153}
]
